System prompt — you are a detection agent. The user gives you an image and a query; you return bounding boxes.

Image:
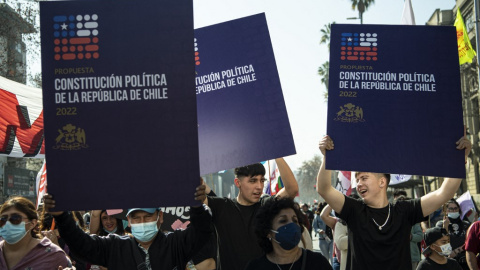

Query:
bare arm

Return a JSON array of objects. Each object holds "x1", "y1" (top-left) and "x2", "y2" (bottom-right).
[
  {"x1": 420, "y1": 136, "x2": 471, "y2": 217},
  {"x1": 316, "y1": 136, "x2": 345, "y2": 214},
  {"x1": 89, "y1": 210, "x2": 102, "y2": 235},
  {"x1": 467, "y1": 251, "x2": 479, "y2": 270},
  {"x1": 275, "y1": 157, "x2": 299, "y2": 199},
  {"x1": 320, "y1": 204, "x2": 337, "y2": 229}
]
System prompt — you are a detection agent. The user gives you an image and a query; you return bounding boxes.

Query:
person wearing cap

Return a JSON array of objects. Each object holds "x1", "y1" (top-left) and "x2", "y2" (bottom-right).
[
  {"x1": 42, "y1": 182, "x2": 212, "y2": 270},
  {"x1": 417, "y1": 227, "x2": 462, "y2": 270},
  {"x1": 204, "y1": 157, "x2": 299, "y2": 270},
  {"x1": 316, "y1": 135, "x2": 471, "y2": 270}
]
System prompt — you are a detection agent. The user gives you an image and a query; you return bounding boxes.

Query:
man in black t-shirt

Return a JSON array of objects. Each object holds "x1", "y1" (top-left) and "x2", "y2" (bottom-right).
[
  {"x1": 316, "y1": 135, "x2": 471, "y2": 270},
  {"x1": 204, "y1": 158, "x2": 299, "y2": 270}
]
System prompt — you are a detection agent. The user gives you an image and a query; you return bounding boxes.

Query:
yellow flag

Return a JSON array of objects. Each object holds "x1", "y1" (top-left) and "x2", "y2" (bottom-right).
[{"x1": 454, "y1": 9, "x2": 476, "y2": 65}]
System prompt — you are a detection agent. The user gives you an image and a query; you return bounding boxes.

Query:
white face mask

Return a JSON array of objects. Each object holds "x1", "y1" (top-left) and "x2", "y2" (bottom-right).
[
  {"x1": 447, "y1": 212, "x2": 460, "y2": 219},
  {"x1": 433, "y1": 243, "x2": 452, "y2": 256}
]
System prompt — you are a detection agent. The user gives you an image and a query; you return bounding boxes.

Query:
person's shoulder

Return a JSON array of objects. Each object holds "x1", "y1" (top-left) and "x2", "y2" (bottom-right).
[
  {"x1": 38, "y1": 237, "x2": 70, "y2": 261},
  {"x1": 245, "y1": 254, "x2": 269, "y2": 269},
  {"x1": 304, "y1": 249, "x2": 331, "y2": 266}
]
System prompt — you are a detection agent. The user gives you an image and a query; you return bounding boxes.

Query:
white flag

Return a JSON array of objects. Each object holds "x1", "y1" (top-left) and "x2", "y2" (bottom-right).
[{"x1": 401, "y1": 0, "x2": 416, "y2": 25}]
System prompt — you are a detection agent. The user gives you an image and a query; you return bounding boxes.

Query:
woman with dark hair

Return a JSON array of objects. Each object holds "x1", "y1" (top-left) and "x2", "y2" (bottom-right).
[
  {"x1": 436, "y1": 198, "x2": 471, "y2": 269},
  {"x1": 245, "y1": 197, "x2": 332, "y2": 270},
  {"x1": 0, "y1": 196, "x2": 70, "y2": 269},
  {"x1": 89, "y1": 210, "x2": 126, "y2": 236}
]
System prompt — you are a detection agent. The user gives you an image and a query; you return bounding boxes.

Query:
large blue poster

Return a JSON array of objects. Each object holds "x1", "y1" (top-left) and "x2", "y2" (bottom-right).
[
  {"x1": 195, "y1": 13, "x2": 296, "y2": 175},
  {"x1": 327, "y1": 24, "x2": 465, "y2": 178},
  {"x1": 40, "y1": 0, "x2": 198, "y2": 210}
]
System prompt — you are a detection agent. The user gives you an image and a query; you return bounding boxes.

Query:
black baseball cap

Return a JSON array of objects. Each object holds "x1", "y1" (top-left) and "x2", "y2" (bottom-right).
[{"x1": 423, "y1": 227, "x2": 449, "y2": 254}]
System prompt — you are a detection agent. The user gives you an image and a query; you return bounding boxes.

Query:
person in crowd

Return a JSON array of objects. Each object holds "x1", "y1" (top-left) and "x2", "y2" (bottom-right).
[
  {"x1": 245, "y1": 197, "x2": 332, "y2": 270},
  {"x1": 297, "y1": 221, "x2": 313, "y2": 251},
  {"x1": 43, "y1": 180, "x2": 212, "y2": 270},
  {"x1": 204, "y1": 158, "x2": 299, "y2": 270},
  {"x1": 436, "y1": 199, "x2": 471, "y2": 269},
  {"x1": 89, "y1": 210, "x2": 127, "y2": 236},
  {"x1": 302, "y1": 203, "x2": 314, "y2": 236},
  {"x1": 0, "y1": 196, "x2": 71, "y2": 269},
  {"x1": 396, "y1": 195, "x2": 423, "y2": 270},
  {"x1": 393, "y1": 190, "x2": 408, "y2": 201},
  {"x1": 334, "y1": 217, "x2": 347, "y2": 270},
  {"x1": 319, "y1": 203, "x2": 335, "y2": 264},
  {"x1": 417, "y1": 227, "x2": 462, "y2": 270},
  {"x1": 316, "y1": 135, "x2": 471, "y2": 270},
  {"x1": 294, "y1": 202, "x2": 313, "y2": 250},
  {"x1": 465, "y1": 220, "x2": 480, "y2": 269}
]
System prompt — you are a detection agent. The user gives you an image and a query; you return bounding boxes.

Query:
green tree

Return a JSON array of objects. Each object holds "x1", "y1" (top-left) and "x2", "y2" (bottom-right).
[
  {"x1": 319, "y1": 22, "x2": 334, "y2": 50},
  {"x1": 296, "y1": 155, "x2": 322, "y2": 203},
  {"x1": 317, "y1": 61, "x2": 329, "y2": 102},
  {"x1": 350, "y1": 0, "x2": 375, "y2": 24},
  {"x1": 318, "y1": 22, "x2": 334, "y2": 103}
]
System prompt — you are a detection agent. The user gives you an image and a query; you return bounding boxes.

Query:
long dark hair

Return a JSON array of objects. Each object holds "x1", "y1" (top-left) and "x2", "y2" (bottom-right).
[{"x1": 255, "y1": 198, "x2": 304, "y2": 254}]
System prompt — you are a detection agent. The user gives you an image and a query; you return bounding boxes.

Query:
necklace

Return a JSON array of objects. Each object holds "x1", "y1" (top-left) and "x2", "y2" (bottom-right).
[
  {"x1": 274, "y1": 249, "x2": 300, "y2": 270},
  {"x1": 372, "y1": 204, "x2": 390, "y2": 230}
]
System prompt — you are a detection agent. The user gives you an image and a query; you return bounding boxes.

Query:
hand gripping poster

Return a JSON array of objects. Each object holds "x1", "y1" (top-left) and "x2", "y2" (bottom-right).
[
  {"x1": 195, "y1": 13, "x2": 296, "y2": 175},
  {"x1": 327, "y1": 24, "x2": 465, "y2": 178},
  {"x1": 40, "y1": 0, "x2": 199, "y2": 210}
]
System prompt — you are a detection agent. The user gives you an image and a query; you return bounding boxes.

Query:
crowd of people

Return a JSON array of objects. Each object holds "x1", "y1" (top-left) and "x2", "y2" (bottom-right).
[{"x1": 0, "y1": 134, "x2": 476, "y2": 270}]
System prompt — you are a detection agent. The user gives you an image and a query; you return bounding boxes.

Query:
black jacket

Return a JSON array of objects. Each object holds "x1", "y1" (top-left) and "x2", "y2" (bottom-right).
[{"x1": 54, "y1": 206, "x2": 212, "y2": 270}]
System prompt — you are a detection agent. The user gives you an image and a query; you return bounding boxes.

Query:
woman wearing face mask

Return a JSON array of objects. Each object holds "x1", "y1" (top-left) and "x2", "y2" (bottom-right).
[
  {"x1": 417, "y1": 227, "x2": 462, "y2": 270},
  {"x1": 0, "y1": 196, "x2": 71, "y2": 269},
  {"x1": 245, "y1": 198, "x2": 332, "y2": 270},
  {"x1": 89, "y1": 210, "x2": 127, "y2": 236},
  {"x1": 436, "y1": 199, "x2": 471, "y2": 270}
]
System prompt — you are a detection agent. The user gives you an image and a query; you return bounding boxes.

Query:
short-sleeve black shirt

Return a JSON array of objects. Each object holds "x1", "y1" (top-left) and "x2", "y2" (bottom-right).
[
  {"x1": 208, "y1": 195, "x2": 273, "y2": 270},
  {"x1": 338, "y1": 195, "x2": 424, "y2": 270}
]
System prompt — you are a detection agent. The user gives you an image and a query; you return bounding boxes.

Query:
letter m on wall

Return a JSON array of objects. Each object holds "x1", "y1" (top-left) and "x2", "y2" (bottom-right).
[{"x1": 0, "y1": 78, "x2": 45, "y2": 157}]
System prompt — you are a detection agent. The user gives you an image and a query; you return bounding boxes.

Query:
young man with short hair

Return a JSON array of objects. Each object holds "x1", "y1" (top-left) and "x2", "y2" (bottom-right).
[
  {"x1": 205, "y1": 157, "x2": 298, "y2": 270},
  {"x1": 316, "y1": 135, "x2": 471, "y2": 270},
  {"x1": 417, "y1": 227, "x2": 462, "y2": 270}
]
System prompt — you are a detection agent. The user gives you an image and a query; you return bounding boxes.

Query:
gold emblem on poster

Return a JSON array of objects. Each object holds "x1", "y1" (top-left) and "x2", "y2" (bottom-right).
[
  {"x1": 334, "y1": 103, "x2": 365, "y2": 123},
  {"x1": 53, "y1": 124, "x2": 88, "y2": 150}
]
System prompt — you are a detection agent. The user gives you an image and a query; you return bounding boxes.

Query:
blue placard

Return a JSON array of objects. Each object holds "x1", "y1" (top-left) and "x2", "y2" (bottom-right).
[
  {"x1": 327, "y1": 24, "x2": 465, "y2": 178},
  {"x1": 40, "y1": 0, "x2": 198, "y2": 210},
  {"x1": 195, "y1": 13, "x2": 296, "y2": 175}
]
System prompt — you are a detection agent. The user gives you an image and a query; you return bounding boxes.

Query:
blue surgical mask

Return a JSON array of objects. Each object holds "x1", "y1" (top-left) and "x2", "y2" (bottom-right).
[
  {"x1": 271, "y1": 222, "x2": 302, "y2": 250},
  {"x1": 448, "y1": 212, "x2": 460, "y2": 219},
  {"x1": 130, "y1": 218, "x2": 159, "y2": 242},
  {"x1": 0, "y1": 221, "x2": 30, "y2": 244},
  {"x1": 103, "y1": 226, "x2": 118, "y2": 234}
]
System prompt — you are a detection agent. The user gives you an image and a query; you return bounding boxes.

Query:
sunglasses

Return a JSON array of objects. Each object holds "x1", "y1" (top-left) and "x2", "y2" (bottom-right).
[{"x1": 0, "y1": 214, "x2": 29, "y2": 227}]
